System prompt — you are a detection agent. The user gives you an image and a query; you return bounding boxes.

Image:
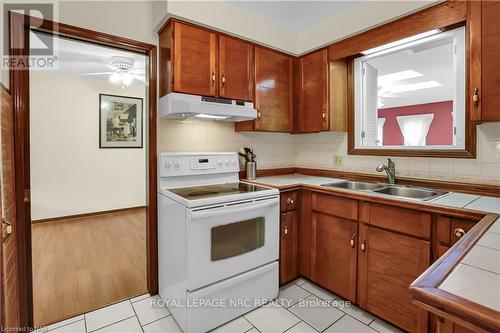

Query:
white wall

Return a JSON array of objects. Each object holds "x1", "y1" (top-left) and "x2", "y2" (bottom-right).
[
  {"x1": 164, "y1": 0, "x2": 297, "y2": 54},
  {"x1": 30, "y1": 71, "x2": 146, "y2": 220},
  {"x1": 296, "y1": 1, "x2": 436, "y2": 54}
]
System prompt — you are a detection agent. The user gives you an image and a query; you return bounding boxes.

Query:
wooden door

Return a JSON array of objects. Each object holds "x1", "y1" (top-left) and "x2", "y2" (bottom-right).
[
  {"x1": 254, "y1": 47, "x2": 293, "y2": 132},
  {"x1": 358, "y1": 224, "x2": 430, "y2": 332},
  {"x1": 0, "y1": 85, "x2": 20, "y2": 329},
  {"x1": 279, "y1": 211, "x2": 298, "y2": 284},
  {"x1": 218, "y1": 36, "x2": 253, "y2": 101},
  {"x1": 298, "y1": 49, "x2": 329, "y2": 132},
  {"x1": 173, "y1": 22, "x2": 217, "y2": 96},
  {"x1": 311, "y1": 212, "x2": 357, "y2": 301},
  {"x1": 480, "y1": 0, "x2": 500, "y2": 121}
]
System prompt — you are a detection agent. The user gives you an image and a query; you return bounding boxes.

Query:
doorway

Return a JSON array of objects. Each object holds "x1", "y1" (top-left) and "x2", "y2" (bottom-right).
[{"x1": 8, "y1": 13, "x2": 157, "y2": 328}]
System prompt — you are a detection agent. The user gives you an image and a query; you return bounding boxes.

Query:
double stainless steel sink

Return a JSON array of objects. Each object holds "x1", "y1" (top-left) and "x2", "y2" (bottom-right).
[{"x1": 322, "y1": 180, "x2": 448, "y2": 201}]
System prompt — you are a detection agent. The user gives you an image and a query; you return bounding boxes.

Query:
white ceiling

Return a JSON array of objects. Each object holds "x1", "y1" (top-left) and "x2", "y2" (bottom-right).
[
  {"x1": 224, "y1": 1, "x2": 362, "y2": 31},
  {"x1": 367, "y1": 35, "x2": 457, "y2": 109},
  {"x1": 32, "y1": 31, "x2": 146, "y2": 83}
]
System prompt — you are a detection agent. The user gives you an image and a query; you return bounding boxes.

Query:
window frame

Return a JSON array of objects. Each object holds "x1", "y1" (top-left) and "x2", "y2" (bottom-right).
[
  {"x1": 346, "y1": 19, "x2": 476, "y2": 159},
  {"x1": 352, "y1": 26, "x2": 467, "y2": 152}
]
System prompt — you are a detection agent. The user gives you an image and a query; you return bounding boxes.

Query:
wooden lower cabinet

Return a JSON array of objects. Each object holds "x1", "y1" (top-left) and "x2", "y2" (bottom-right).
[
  {"x1": 279, "y1": 210, "x2": 298, "y2": 285},
  {"x1": 310, "y1": 212, "x2": 357, "y2": 301},
  {"x1": 357, "y1": 224, "x2": 431, "y2": 332}
]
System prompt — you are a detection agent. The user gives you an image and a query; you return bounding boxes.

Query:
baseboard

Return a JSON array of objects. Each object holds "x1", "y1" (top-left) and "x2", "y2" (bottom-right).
[{"x1": 32, "y1": 206, "x2": 146, "y2": 224}]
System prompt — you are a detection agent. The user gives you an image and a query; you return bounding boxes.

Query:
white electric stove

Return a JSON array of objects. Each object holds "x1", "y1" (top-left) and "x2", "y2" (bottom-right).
[{"x1": 158, "y1": 152, "x2": 280, "y2": 333}]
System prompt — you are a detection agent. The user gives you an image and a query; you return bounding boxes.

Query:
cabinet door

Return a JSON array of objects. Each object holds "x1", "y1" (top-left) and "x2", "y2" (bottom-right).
[
  {"x1": 219, "y1": 36, "x2": 253, "y2": 101},
  {"x1": 173, "y1": 22, "x2": 217, "y2": 96},
  {"x1": 298, "y1": 190, "x2": 312, "y2": 279},
  {"x1": 311, "y1": 212, "x2": 357, "y2": 301},
  {"x1": 480, "y1": 0, "x2": 500, "y2": 121},
  {"x1": 358, "y1": 224, "x2": 430, "y2": 332},
  {"x1": 254, "y1": 47, "x2": 293, "y2": 132},
  {"x1": 298, "y1": 49, "x2": 329, "y2": 132},
  {"x1": 280, "y1": 211, "x2": 298, "y2": 284}
]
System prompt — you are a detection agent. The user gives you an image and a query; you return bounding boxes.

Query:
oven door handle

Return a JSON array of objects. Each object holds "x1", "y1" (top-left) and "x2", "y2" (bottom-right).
[{"x1": 190, "y1": 199, "x2": 277, "y2": 221}]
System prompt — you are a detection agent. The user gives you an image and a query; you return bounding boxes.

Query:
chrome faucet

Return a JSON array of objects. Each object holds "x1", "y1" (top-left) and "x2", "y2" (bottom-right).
[{"x1": 376, "y1": 158, "x2": 396, "y2": 184}]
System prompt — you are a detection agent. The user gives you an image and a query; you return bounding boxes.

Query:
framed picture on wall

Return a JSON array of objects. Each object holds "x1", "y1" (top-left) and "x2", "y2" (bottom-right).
[{"x1": 99, "y1": 94, "x2": 143, "y2": 148}]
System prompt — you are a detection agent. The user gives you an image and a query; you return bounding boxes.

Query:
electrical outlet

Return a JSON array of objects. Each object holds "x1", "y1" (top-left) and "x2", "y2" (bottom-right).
[{"x1": 333, "y1": 155, "x2": 343, "y2": 166}]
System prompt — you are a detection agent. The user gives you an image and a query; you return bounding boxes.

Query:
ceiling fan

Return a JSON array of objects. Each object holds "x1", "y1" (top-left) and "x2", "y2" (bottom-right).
[{"x1": 79, "y1": 56, "x2": 145, "y2": 87}]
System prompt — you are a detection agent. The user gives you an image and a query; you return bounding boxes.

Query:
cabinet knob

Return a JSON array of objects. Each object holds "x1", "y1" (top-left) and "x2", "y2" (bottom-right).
[
  {"x1": 454, "y1": 228, "x2": 466, "y2": 239},
  {"x1": 361, "y1": 238, "x2": 366, "y2": 252},
  {"x1": 211, "y1": 72, "x2": 216, "y2": 87},
  {"x1": 221, "y1": 73, "x2": 226, "y2": 88},
  {"x1": 284, "y1": 224, "x2": 288, "y2": 236},
  {"x1": 350, "y1": 234, "x2": 355, "y2": 248},
  {"x1": 287, "y1": 197, "x2": 294, "y2": 205},
  {"x1": 472, "y1": 88, "x2": 480, "y2": 109},
  {"x1": 322, "y1": 112, "x2": 326, "y2": 120},
  {"x1": 257, "y1": 111, "x2": 261, "y2": 119}
]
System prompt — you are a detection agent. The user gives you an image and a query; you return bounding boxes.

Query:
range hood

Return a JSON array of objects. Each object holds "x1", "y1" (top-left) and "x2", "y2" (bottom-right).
[{"x1": 158, "y1": 92, "x2": 257, "y2": 122}]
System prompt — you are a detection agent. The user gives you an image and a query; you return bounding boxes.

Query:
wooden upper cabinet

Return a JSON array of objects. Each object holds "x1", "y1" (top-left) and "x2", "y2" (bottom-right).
[
  {"x1": 357, "y1": 224, "x2": 430, "y2": 332},
  {"x1": 251, "y1": 47, "x2": 294, "y2": 132},
  {"x1": 219, "y1": 36, "x2": 253, "y2": 101},
  {"x1": 159, "y1": 21, "x2": 253, "y2": 100},
  {"x1": 296, "y1": 49, "x2": 329, "y2": 133},
  {"x1": 470, "y1": 0, "x2": 500, "y2": 121},
  {"x1": 172, "y1": 22, "x2": 217, "y2": 96}
]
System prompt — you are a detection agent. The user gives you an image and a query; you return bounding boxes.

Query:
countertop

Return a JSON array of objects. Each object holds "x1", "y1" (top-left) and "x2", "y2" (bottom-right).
[
  {"x1": 247, "y1": 173, "x2": 500, "y2": 214},
  {"x1": 411, "y1": 214, "x2": 500, "y2": 332},
  {"x1": 440, "y1": 217, "x2": 500, "y2": 311}
]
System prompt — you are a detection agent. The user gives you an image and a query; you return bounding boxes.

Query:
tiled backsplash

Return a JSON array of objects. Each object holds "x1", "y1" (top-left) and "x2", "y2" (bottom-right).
[{"x1": 158, "y1": 119, "x2": 500, "y2": 185}]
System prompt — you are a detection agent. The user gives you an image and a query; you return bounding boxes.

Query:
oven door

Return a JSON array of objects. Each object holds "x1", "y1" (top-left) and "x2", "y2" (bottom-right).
[{"x1": 186, "y1": 196, "x2": 279, "y2": 290}]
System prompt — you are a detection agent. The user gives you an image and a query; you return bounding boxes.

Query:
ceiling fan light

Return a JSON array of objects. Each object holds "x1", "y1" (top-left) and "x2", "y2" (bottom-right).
[
  {"x1": 122, "y1": 73, "x2": 133, "y2": 86},
  {"x1": 110, "y1": 72, "x2": 120, "y2": 83}
]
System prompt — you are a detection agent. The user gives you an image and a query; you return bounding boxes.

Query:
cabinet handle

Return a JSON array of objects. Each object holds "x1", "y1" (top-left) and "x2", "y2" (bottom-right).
[
  {"x1": 287, "y1": 197, "x2": 294, "y2": 205},
  {"x1": 221, "y1": 73, "x2": 226, "y2": 88},
  {"x1": 322, "y1": 112, "x2": 326, "y2": 120},
  {"x1": 361, "y1": 238, "x2": 366, "y2": 252},
  {"x1": 350, "y1": 234, "x2": 355, "y2": 248},
  {"x1": 211, "y1": 72, "x2": 216, "y2": 87},
  {"x1": 454, "y1": 228, "x2": 466, "y2": 239},
  {"x1": 257, "y1": 111, "x2": 261, "y2": 120},
  {"x1": 472, "y1": 88, "x2": 479, "y2": 109},
  {"x1": 284, "y1": 224, "x2": 288, "y2": 236}
]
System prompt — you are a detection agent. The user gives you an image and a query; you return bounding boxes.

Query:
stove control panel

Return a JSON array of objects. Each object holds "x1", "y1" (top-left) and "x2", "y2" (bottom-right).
[
  {"x1": 191, "y1": 158, "x2": 216, "y2": 170},
  {"x1": 159, "y1": 152, "x2": 239, "y2": 177}
]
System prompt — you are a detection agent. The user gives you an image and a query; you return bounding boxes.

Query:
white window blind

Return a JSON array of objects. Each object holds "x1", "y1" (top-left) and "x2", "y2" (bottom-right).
[
  {"x1": 361, "y1": 62, "x2": 379, "y2": 146},
  {"x1": 396, "y1": 114, "x2": 434, "y2": 146}
]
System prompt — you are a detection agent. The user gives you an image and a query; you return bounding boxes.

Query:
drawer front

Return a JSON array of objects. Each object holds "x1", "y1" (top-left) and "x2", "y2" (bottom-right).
[
  {"x1": 312, "y1": 192, "x2": 358, "y2": 220},
  {"x1": 359, "y1": 202, "x2": 431, "y2": 239},
  {"x1": 280, "y1": 191, "x2": 298, "y2": 212}
]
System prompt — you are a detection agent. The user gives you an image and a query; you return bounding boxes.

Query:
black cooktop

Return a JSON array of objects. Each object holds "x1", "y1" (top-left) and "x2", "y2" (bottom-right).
[{"x1": 168, "y1": 182, "x2": 270, "y2": 200}]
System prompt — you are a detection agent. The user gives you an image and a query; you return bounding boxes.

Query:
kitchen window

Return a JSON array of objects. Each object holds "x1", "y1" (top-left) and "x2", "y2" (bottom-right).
[{"x1": 353, "y1": 26, "x2": 466, "y2": 152}]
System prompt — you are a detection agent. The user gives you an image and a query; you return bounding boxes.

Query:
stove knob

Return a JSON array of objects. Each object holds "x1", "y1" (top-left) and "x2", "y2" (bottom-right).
[
  {"x1": 224, "y1": 160, "x2": 229, "y2": 166},
  {"x1": 218, "y1": 160, "x2": 223, "y2": 166},
  {"x1": 231, "y1": 160, "x2": 236, "y2": 165},
  {"x1": 174, "y1": 160, "x2": 180, "y2": 168},
  {"x1": 165, "y1": 161, "x2": 172, "y2": 168}
]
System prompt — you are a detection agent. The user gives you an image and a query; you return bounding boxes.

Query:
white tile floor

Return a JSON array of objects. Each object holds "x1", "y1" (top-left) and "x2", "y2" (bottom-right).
[{"x1": 36, "y1": 279, "x2": 403, "y2": 333}]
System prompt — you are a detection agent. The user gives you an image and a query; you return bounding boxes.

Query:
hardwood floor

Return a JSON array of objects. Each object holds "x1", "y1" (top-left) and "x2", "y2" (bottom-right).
[{"x1": 32, "y1": 208, "x2": 147, "y2": 327}]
